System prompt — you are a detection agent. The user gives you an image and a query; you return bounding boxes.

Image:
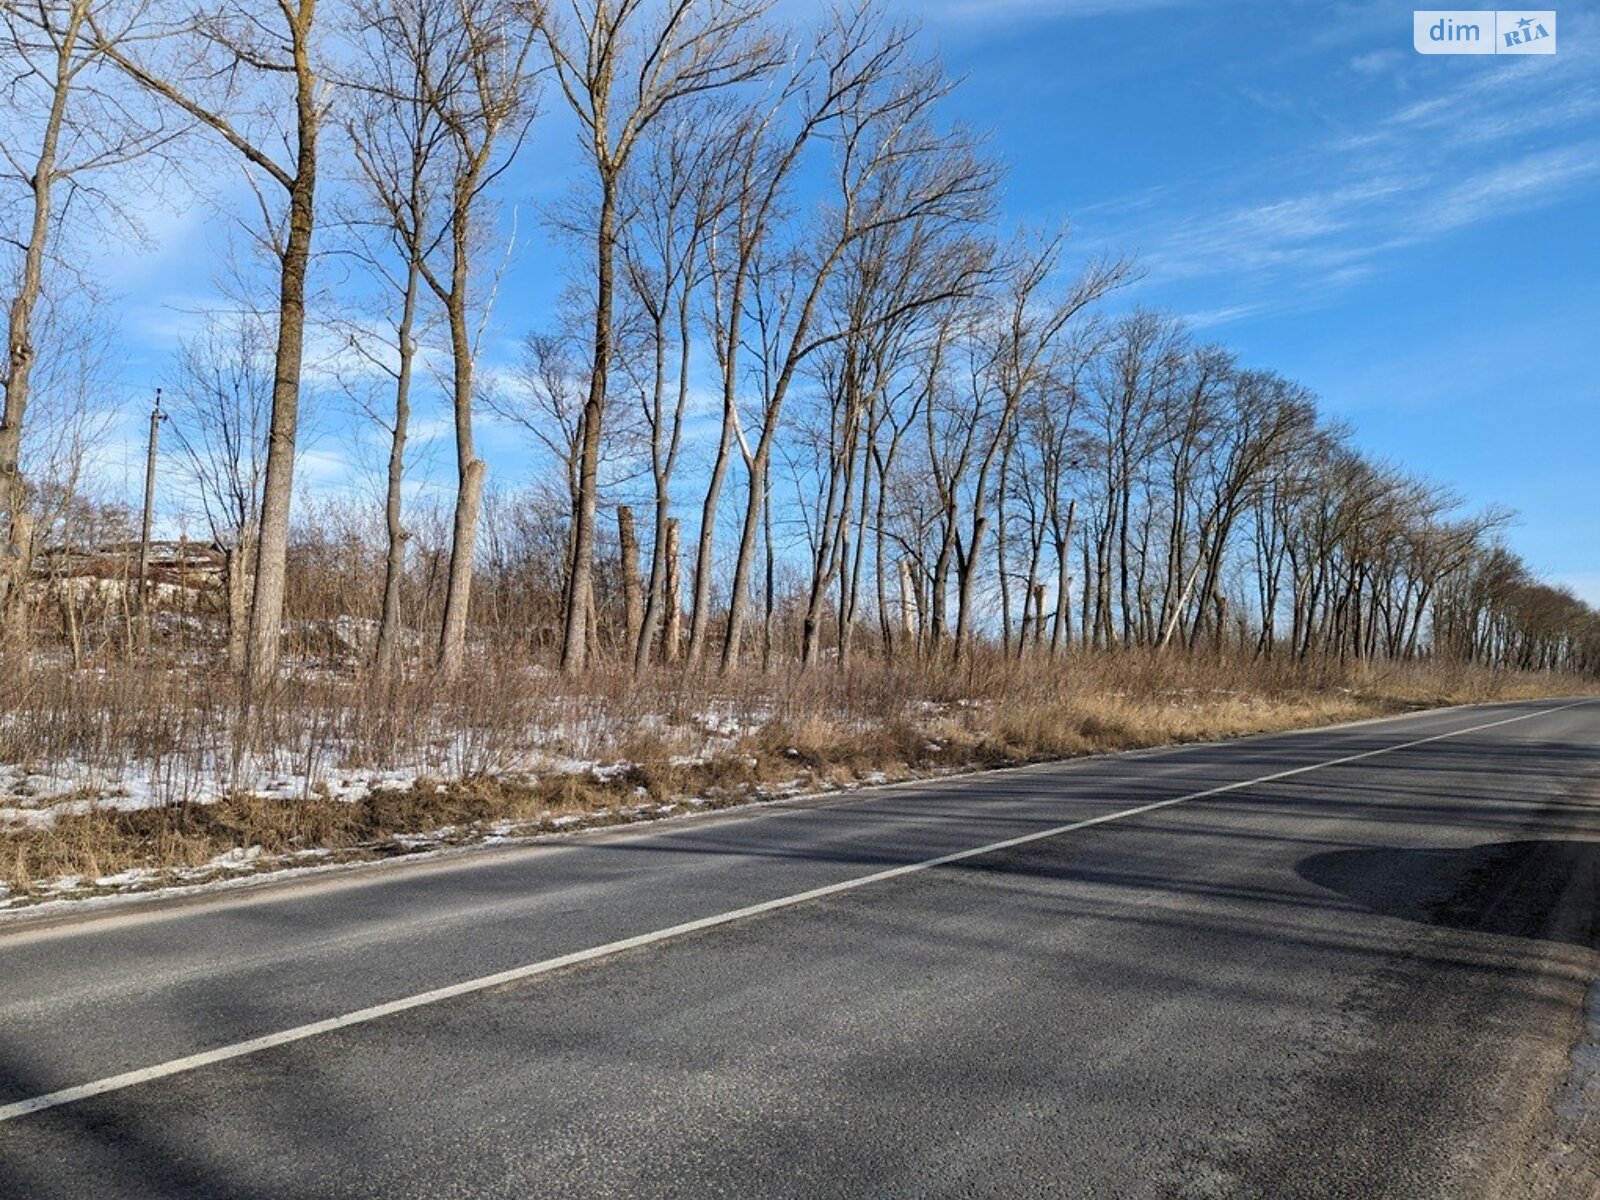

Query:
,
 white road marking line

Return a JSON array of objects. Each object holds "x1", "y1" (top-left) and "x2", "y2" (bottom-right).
[{"x1": 0, "y1": 699, "x2": 1589, "y2": 1125}]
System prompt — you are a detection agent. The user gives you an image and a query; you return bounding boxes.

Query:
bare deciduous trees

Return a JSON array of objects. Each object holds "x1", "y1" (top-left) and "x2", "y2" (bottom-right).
[
  {"x1": 168, "y1": 309, "x2": 272, "y2": 670},
  {"x1": 96, "y1": 0, "x2": 325, "y2": 684},
  {"x1": 618, "y1": 113, "x2": 726, "y2": 672},
  {"x1": 1, "y1": 0, "x2": 169, "y2": 643},
  {"x1": 535, "y1": 0, "x2": 779, "y2": 674},
  {"x1": 340, "y1": 0, "x2": 536, "y2": 680},
  {"x1": 717, "y1": 7, "x2": 1000, "y2": 673},
  {"x1": 0, "y1": 0, "x2": 1585, "y2": 686},
  {"x1": 339, "y1": 0, "x2": 450, "y2": 677},
  {"x1": 413, "y1": 0, "x2": 536, "y2": 680}
]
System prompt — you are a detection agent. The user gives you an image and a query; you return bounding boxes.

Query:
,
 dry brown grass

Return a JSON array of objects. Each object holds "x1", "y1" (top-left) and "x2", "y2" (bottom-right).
[{"x1": 0, "y1": 649, "x2": 1591, "y2": 905}]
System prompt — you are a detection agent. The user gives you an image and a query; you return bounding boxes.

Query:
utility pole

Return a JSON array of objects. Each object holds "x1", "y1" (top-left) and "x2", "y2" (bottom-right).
[{"x1": 137, "y1": 388, "x2": 166, "y2": 629}]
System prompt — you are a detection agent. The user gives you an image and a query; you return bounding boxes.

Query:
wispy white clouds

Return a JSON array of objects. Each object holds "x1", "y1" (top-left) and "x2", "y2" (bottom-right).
[
  {"x1": 1349, "y1": 49, "x2": 1404, "y2": 76},
  {"x1": 1093, "y1": 22, "x2": 1600, "y2": 321},
  {"x1": 1422, "y1": 140, "x2": 1600, "y2": 234},
  {"x1": 1136, "y1": 175, "x2": 1416, "y2": 283},
  {"x1": 1184, "y1": 301, "x2": 1270, "y2": 328}
]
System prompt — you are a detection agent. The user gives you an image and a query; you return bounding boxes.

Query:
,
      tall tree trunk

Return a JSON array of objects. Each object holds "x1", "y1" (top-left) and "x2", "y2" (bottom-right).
[
  {"x1": 243, "y1": 10, "x2": 320, "y2": 688},
  {"x1": 953, "y1": 505, "x2": 992, "y2": 663},
  {"x1": 1088, "y1": 520, "x2": 1102, "y2": 647},
  {"x1": 585, "y1": 570, "x2": 599, "y2": 656},
  {"x1": 634, "y1": 304, "x2": 689, "y2": 674},
  {"x1": 436, "y1": 228, "x2": 484, "y2": 681},
  {"x1": 873, "y1": 453, "x2": 895, "y2": 654},
  {"x1": 635, "y1": 491, "x2": 671, "y2": 673},
  {"x1": 374, "y1": 268, "x2": 418, "y2": 678},
  {"x1": 662, "y1": 518, "x2": 682, "y2": 664},
  {"x1": 686, "y1": 405, "x2": 734, "y2": 670},
  {"x1": 1, "y1": 4, "x2": 80, "y2": 645},
  {"x1": 930, "y1": 517, "x2": 955, "y2": 656},
  {"x1": 562, "y1": 180, "x2": 617, "y2": 674},
  {"x1": 762, "y1": 475, "x2": 776, "y2": 672},
  {"x1": 617, "y1": 504, "x2": 641, "y2": 657},
  {"x1": 244, "y1": 182, "x2": 315, "y2": 685},
  {"x1": 225, "y1": 532, "x2": 255, "y2": 675},
  {"x1": 688, "y1": 242, "x2": 751, "y2": 672},
  {"x1": 840, "y1": 448, "x2": 872, "y2": 667},
  {"x1": 899, "y1": 559, "x2": 917, "y2": 644},
  {"x1": 1050, "y1": 498, "x2": 1076, "y2": 653},
  {"x1": 1099, "y1": 505, "x2": 1119, "y2": 647},
  {"x1": 1117, "y1": 470, "x2": 1135, "y2": 646},
  {"x1": 800, "y1": 388, "x2": 854, "y2": 670},
  {"x1": 0, "y1": 509, "x2": 34, "y2": 646},
  {"x1": 996, "y1": 434, "x2": 1014, "y2": 654},
  {"x1": 720, "y1": 449, "x2": 767, "y2": 673}
]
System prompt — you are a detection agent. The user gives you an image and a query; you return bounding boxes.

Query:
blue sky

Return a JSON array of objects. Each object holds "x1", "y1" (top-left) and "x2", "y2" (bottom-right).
[
  {"x1": 95, "y1": 0, "x2": 1599, "y2": 600},
  {"x1": 909, "y1": 0, "x2": 1599, "y2": 600}
]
